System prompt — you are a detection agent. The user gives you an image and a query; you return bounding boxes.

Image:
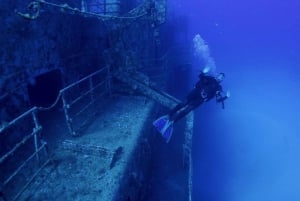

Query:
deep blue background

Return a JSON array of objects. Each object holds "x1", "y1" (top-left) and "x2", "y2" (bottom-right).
[{"x1": 170, "y1": 0, "x2": 300, "y2": 201}]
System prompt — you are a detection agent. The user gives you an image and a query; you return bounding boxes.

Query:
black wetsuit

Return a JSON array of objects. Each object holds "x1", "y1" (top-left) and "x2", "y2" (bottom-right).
[{"x1": 169, "y1": 72, "x2": 227, "y2": 122}]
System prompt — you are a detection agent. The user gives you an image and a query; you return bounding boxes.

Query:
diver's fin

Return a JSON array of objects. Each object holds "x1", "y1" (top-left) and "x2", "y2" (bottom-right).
[
  {"x1": 153, "y1": 115, "x2": 174, "y2": 143},
  {"x1": 153, "y1": 115, "x2": 169, "y2": 133},
  {"x1": 161, "y1": 121, "x2": 174, "y2": 143}
]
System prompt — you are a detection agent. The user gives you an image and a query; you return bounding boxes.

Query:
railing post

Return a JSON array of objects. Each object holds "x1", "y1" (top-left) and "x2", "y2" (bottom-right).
[
  {"x1": 31, "y1": 108, "x2": 41, "y2": 165},
  {"x1": 81, "y1": 0, "x2": 87, "y2": 12},
  {"x1": 61, "y1": 92, "x2": 75, "y2": 136},
  {"x1": 104, "y1": 0, "x2": 107, "y2": 14},
  {"x1": 106, "y1": 65, "x2": 112, "y2": 97},
  {"x1": 89, "y1": 77, "x2": 95, "y2": 102}
]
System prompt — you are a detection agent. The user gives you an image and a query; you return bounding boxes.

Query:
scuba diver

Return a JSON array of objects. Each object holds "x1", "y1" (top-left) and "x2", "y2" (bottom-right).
[{"x1": 153, "y1": 68, "x2": 230, "y2": 143}]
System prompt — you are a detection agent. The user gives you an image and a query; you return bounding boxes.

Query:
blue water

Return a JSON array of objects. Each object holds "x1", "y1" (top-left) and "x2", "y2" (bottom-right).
[{"x1": 170, "y1": 0, "x2": 300, "y2": 201}]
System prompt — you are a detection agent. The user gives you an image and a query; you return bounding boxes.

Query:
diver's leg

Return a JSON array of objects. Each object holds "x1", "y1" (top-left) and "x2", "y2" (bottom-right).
[
  {"x1": 168, "y1": 88, "x2": 200, "y2": 121},
  {"x1": 171, "y1": 105, "x2": 195, "y2": 122},
  {"x1": 171, "y1": 98, "x2": 203, "y2": 122},
  {"x1": 169, "y1": 89, "x2": 198, "y2": 118},
  {"x1": 168, "y1": 99, "x2": 189, "y2": 119}
]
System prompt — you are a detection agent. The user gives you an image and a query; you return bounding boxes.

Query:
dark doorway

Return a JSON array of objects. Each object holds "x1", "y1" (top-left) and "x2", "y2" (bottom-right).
[{"x1": 27, "y1": 69, "x2": 63, "y2": 108}]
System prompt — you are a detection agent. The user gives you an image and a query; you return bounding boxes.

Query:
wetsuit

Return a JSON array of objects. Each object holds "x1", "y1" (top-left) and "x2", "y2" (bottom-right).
[{"x1": 169, "y1": 72, "x2": 227, "y2": 122}]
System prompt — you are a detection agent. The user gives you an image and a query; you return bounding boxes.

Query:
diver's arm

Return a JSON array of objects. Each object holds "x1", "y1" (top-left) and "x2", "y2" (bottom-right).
[{"x1": 216, "y1": 91, "x2": 229, "y2": 109}]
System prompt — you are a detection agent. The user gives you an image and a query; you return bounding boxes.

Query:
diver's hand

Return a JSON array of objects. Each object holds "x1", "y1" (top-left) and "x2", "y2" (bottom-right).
[{"x1": 226, "y1": 91, "x2": 230, "y2": 98}]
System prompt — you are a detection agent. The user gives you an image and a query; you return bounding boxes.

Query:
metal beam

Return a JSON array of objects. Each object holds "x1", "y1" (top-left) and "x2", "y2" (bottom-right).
[{"x1": 113, "y1": 71, "x2": 180, "y2": 109}]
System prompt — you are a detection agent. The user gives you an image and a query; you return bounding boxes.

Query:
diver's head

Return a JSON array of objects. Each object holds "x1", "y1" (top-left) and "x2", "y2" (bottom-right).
[{"x1": 216, "y1": 73, "x2": 225, "y2": 82}]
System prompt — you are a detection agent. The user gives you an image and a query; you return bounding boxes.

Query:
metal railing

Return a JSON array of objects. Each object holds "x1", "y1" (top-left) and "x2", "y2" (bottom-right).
[
  {"x1": 0, "y1": 107, "x2": 50, "y2": 201},
  {"x1": 60, "y1": 66, "x2": 111, "y2": 136},
  {"x1": 16, "y1": 0, "x2": 147, "y2": 20},
  {"x1": 83, "y1": 0, "x2": 121, "y2": 15},
  {"x1": 0, "y1": 66, "x2": 111, "y2": 200}
]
